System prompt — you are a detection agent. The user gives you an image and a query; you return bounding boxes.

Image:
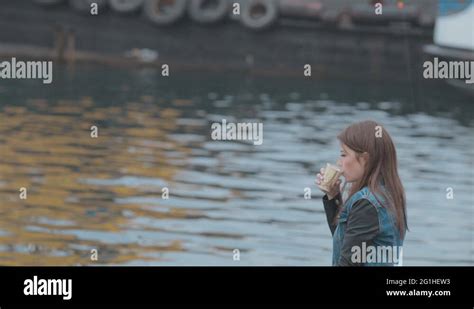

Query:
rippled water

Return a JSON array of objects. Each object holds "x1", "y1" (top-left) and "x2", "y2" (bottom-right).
[{"x1": 0, "y1": 65, "x2": 472, "y2": 265}]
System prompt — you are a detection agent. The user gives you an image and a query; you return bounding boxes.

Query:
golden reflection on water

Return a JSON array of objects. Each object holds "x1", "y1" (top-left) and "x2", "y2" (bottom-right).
[{"x1": 0, "y1": 97, "x2": 193, "y2": 265}]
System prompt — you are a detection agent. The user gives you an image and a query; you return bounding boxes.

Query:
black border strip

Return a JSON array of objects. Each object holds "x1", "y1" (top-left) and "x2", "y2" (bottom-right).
[{"x1": 0, "y1": 266, "x2": 472, "y2": 305}]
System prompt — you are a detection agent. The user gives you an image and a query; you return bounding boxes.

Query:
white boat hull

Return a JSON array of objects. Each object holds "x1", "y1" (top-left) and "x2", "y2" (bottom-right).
[{"x1": 434, "y1": 1, "x2": 474, "y2": 52}]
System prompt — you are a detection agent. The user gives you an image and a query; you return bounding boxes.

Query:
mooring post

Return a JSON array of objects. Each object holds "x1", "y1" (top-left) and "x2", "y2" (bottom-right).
[
  {"x1": 66, "y1": 28, "x2": 76, "y2": 63},
  {"x1": 53, "y1": 25, "x2": 66, "y2": 62}
]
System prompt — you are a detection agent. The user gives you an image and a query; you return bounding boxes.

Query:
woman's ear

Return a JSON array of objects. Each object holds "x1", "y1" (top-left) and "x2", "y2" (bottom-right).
[{"x1": 361, "y1": 152, "x2": 369, "y2": 166}]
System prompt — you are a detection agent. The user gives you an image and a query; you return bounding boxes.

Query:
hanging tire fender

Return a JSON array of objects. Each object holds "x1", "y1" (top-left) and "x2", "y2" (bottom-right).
[
  {"x1": 240, "y1": 0, "x2": 278, "y2": 31},
  {"x1": 109, "y1": 0, "x2": 144, "y2": 13},
  {"x1": 188, "y1": 0, "x2": 230, "y2": 24},
  {"x1": 143, "y1": 0, "x2": 188, "y2": 26}
]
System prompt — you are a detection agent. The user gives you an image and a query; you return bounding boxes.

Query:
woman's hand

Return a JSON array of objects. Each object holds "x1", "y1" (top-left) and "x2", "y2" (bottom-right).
[{"x1": 315, "y1": 167, "x2": 342, "y2": 200}]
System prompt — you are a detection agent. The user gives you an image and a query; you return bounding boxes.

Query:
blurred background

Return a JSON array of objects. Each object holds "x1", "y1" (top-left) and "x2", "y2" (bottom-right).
[{"x1": 0, "y1": 0, "x2": 472, "y2": 265}]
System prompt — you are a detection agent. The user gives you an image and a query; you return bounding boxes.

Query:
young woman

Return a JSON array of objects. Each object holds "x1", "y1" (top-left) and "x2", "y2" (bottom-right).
[{"x1": 316, "y1": 120, "x2": 408, "y2": 266}]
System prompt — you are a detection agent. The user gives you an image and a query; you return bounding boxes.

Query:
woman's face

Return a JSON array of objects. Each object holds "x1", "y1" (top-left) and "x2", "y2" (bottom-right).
[{"x1": 337, "y1": 143, "x2": 366, "y2": 183}]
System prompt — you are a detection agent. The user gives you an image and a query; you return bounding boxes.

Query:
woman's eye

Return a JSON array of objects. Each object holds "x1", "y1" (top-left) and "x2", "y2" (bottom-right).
[{"x1": 340, "y1": 154, "x2": 346, "y2": 157}]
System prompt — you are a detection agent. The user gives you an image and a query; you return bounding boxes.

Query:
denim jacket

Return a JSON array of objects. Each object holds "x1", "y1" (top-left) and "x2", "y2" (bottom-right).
[{"x1": 332, "y1": 186, "x2": 404, "y2": 266}]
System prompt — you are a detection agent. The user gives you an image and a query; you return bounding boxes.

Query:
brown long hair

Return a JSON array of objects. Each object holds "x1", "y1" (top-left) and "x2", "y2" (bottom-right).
[{"x1": 337, "y1": 120, "x2": 408, "y2": 238}]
